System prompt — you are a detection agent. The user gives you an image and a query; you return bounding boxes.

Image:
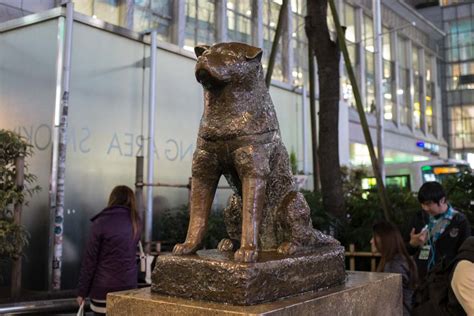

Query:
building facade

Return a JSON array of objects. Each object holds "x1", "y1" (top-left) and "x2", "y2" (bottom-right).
[{"x1": 0, "y1": 0, "x2": 449, "y2": 166}]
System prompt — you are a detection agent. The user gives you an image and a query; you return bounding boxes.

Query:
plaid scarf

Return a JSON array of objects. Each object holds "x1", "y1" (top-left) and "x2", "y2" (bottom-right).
[{"x1": 427, "y1": 206, "x2": 457, "y2": 270}]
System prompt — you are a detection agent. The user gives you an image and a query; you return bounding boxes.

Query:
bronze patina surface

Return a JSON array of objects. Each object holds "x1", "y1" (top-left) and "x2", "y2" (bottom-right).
[
  {"x1": 152, "y1": 247, "x2": 345, "y2": 305},
  {"x1": 108, "y1": 272, "x2": 402, "y2": 315},
  {"x1": 172, "y1": 42, "x2": 338, "y2": 263}
]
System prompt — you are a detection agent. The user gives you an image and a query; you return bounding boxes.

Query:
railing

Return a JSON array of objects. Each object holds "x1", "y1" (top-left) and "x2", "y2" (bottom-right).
[
  {"x1": 345, "y1": 243, "x2": 381, "y2": 272},
  {"x1": 0, "y1": 298, "x2": 85, "y2": 315}
]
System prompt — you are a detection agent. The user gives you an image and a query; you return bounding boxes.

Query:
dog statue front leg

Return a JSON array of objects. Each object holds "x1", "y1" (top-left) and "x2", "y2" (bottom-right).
[
  {"x1": 234, "y1": 177, "x2": 266, "y2": 263},
  {"x1": 173, "y1": 176, "x2": 218, "y2": 255}
]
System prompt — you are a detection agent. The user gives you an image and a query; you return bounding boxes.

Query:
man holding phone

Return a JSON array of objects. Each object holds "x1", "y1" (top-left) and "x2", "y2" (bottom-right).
[{"x1": 408, "y1": 181, "x2": 471, "y2": 280}]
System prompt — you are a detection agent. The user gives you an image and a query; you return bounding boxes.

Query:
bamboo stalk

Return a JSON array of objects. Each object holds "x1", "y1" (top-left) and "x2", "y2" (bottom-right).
[
  {"x1": 265, "y1": 0, "x2": 289, "y2": 87},
  {"x1": 11, "y1": 155, "x2": 24, "y2": 298},
  {"x1": 308, "y1": 41, "x2": 320, "y2": 192}
]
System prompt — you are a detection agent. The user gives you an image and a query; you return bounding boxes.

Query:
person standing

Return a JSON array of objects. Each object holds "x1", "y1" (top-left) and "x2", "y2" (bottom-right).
[
  {"x1": 372, "y1": 221, "x2": 418, "y2": 316},
  {"x1": 408, "y1": 181, "x2": 471, "y2": 281},
  {"x1": 76, "y1": 185, "x2": 141, "y2": 315}
]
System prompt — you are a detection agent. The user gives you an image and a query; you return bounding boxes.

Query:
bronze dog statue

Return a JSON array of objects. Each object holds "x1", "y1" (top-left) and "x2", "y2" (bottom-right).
[{"x1": 173, "y1": 42, "x2": 337, "y2": 263}]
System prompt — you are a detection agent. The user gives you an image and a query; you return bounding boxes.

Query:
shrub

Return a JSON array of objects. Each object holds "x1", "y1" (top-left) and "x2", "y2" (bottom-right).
[
  {"x1": 443, "y1": 172, "x2": 474, "y2": 225},
  {"x1": 305, "y1": 166, "x2": 420, "y2": 251},
  {"x1": 157, "y1": 205, "x2": 227, "y2": 251},
  {"x1": 0, "y1": 129, "x2": 40, "y2": 282}
]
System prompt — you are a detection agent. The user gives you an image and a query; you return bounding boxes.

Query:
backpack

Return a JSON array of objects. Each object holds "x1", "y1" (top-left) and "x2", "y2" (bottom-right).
[{"x1": 412, "y1": 259, "x2": 464, "y2": 316}]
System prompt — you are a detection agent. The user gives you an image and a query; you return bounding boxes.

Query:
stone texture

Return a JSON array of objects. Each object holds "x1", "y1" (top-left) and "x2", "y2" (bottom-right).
[
  {"x1": 151, "y1": 247, "x2": 345, "y2": 305},
  {"x1": 108, "y1": 271, "x2": 403, "y2": 316}
]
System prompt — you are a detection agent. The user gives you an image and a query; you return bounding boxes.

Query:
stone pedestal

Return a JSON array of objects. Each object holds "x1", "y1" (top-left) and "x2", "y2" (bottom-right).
[
  {"x1": 151, "y1": 246, "x2": 345, "y2": 305},
  {"x1": 107, "y1": 271, "x2": 402, "y2": 315}
]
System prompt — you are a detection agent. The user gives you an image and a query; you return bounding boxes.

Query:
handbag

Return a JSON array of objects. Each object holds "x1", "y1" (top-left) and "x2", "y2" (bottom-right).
[
  {"x1": 76, "y1": 302, "x2": 84, "y2": 316},
  {"x1": 138, "y1": 241, "x2": 155, "y2": 284}
]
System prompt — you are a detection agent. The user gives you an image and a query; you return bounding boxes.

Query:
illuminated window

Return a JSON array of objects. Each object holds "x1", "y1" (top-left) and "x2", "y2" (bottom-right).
[
  {"x1": 397, "y1": 36, "x2": 410, "y2": 125},
  {"x1": 412, "y1": 46, "x2": 422, "y2": 129},
  {"x1": 383, "y1": 27, "x2": 395, "y2": 121},
  {"x1": 449, "y1": 105, "x2": 474, "y2": 150},
  {"x1": 425, "y1": 54, "x2": 435, "y2": 134},
  {"x1": 364, "y1": 15, "x2": 375, "y2": 114},
  {"x1": 445, "y1": 18, "x2": 474, "y2": 91},
  {"x1": 341, "y1": 3, "x2": 357, "y2": 108}
]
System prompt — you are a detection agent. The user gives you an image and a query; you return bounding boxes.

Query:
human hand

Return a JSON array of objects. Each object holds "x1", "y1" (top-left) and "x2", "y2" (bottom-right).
[
  {"x1": 409, "y1": 228, "x2": 428, "y2": 247},
  {"x1": 76, "y1": 296, "x2": 84, "y2": 306}
]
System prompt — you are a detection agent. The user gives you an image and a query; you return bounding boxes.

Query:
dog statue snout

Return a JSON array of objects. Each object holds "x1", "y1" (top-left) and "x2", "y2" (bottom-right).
[{"x1": 195, "y1": 68, "x2": 211, "y2": 84}]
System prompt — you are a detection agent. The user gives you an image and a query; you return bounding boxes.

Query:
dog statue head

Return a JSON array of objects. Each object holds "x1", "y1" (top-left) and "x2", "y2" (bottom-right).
[{"x1": 194, "y1": 42, "x2": 263, "y2": 91}]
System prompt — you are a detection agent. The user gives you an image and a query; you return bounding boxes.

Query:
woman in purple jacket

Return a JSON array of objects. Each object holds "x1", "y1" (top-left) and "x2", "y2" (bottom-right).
[{"x1": 76, "y1": 185, "x2": 141, "y2": 315}]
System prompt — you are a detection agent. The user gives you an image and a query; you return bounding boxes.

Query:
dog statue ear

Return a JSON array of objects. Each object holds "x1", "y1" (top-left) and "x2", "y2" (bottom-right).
[
  {"x1": 246, "y1": 47, "x2": 263, "y2": 62},
  {"x1": 194, "y1": 45, "x2": 210, "y2": 58}
]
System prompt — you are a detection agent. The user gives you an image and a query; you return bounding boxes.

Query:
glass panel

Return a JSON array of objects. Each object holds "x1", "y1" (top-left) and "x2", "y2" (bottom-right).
[
  {"x1": 364, "y1": 15, "x2": 375, "y2": 113},
  {"x1": 383, "y1": 60, "x2": 395, "y2": 121},
  {"x1": 344, "y1": 3, "x2": 356, "y2": 43},
  {"x1": 382, "y1": 27, "x2": 391, "y2": 61},
  {"x1": 449, "y1": 105, "x2": 474, "y2": 149},
  {"x1": 291, "y1": 0, "x2": 304, "y2": 14},
  {"x1": 184, "y1": 0, "x2": 216, "y2": 49},
  {"x1": 382, "y1": 28, "x2": 394, "y2": 121},
  {"x1": 133, "y1": 0, "x2": 173, "y2": 41},
  {"x1": 341, "y1": 3, "x2": 356, "y2": 108},
  {"x1": 425, "y1": 54, "x2": 435, "y2": 134},
  {"x1": 397, "y1": 36, "x2": 410, "y2": 125},
  {"x1": 412, "y1": 46, "x2": 421, "y2": 129},
  {"x1": 292, "y1": 4, "x2": 307, "y2": 87},
  {"x1": 366, "y1": 51, "x2": 375, "y2": 113},
  {"x1": 227, "y1": 0, "x2": 253, "y2": 45},
  {"x1": 263, "y1": 0, "x2": 285, "y2": 82},
  {"x1": 363, "y1": 15, "x2": 374, "y2": 52},
  {"x1": 398, "y1": 67, "x2": 410, "y2": 125},
  {"x1": 94, "y1": 0, "x2": 120, "y2": 25},
  {"x1": 397, "y1": 35, "x2": 408, "y2": 68},
  {"x1": 426, "y1": 82, "x2": 435, "y2": 134},
  {"x1": 75, "y1": 0, "x2": 94, "y2": 16}
]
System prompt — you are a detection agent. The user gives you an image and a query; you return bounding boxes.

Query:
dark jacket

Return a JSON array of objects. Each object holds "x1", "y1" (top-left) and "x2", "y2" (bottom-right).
[
  {"x1": 448, "y1": 237, "x2": 474, "y2": 315},
  {"x1": 77, "y1": 206, "x2": 140, "y2": 300},
  {"x1": 413, "y1": 237, "x2": 474, "y2": 316},
  {"x1": 407, "y1": 209, "x2": 471, "y2": 280},
  {"x1": 454, "y1": 236, "x2": 474, "y2": 265},
  {"x1": 384, "y1": 255, "x2": 414, "y2": 316}
]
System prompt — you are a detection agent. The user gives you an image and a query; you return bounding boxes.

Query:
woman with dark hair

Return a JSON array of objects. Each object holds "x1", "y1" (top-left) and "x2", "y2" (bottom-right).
[
  {"x1": 372, "y1": 221, "x2": 418, "y2": 316},
  {"x1": 76, "y1": 185, "x2": 141, "y2": 315}
]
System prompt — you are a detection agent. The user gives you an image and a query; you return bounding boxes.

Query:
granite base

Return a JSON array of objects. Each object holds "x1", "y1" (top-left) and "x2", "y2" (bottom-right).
[{"x1": 107, "y1": 271, "x2": 402, "y2": 316}]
